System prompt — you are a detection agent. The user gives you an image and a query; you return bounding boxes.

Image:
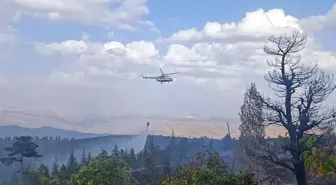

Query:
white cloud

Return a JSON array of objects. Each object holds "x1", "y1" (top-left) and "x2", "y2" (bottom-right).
[
  {"x1": 0, "y1": 1, "x2": 20, "y2": 27},
  {"x1": 158, "y1": 8, "x2": 301, "y2": 43},
  {"x1": 306, "y1": 51, "x2": 336, "y2": 71},
  {"x1": 125, "y1": 41, "x2": 159, "y2": 62},
  {"x1": 34, "y1": 3, "x2": 336, "y2": 90},
  {"x1": 35, "y1": 39, "x2": 161, "y2": 87},
  {"x1": 5, "y1": 0, "x2": 157, "y2": 31},
  {"x1": 36, "y1": 39, "x2": 159, "y2": 63},
  {"x1": 0, "y1": 1, "x2": 19, "y2": 47},
  {"x1": 36, "y1": 38, "x2": 257, "y2": 88},
  {"x1": 300, "y1": 4, "x2": 336, "y2": 34},
  {"x1": 159, "y1": 5, "x2": 336, "y2": 44},
  {"x1": 36, "y1": 40, "x2": 89, "y2": 55},
  {"x1": 155, "y1": 6, "x2": 336, "y2": 83}
]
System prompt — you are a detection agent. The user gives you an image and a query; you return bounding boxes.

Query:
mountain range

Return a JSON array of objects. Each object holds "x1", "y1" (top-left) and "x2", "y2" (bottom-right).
[
  {"x1": 0, "y1": 109, "x2": 288, "y2": 138},
  {"x1": 0, "y1": 125, "x2": 107, "y2": 139}
]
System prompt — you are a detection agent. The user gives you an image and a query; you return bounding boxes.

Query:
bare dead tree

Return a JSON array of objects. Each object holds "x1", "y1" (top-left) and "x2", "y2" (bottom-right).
[{"x1": 243, "y1": 30, "x2": 336, "y2": 185}]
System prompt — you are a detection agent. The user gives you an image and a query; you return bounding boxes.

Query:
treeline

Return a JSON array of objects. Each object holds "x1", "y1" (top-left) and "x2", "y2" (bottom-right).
[
  {"x1": 0, "y1": 135, "x2": 256, "y2": 185},
  {"x1": 0, "y1": 134, "x2": 136, "y2": 141},
  {"x1": 0, "y1": 136, "x2": 76, "y2": 141},
  {"x1": 1, "y1": 134, "x2": 335, "y2": 185},
  {"x1": 0, "y1": 134, "x2": 236, "y2": 179},
  {"x1": 0, "y1": 134, "x2": 140, "y2": 181}
]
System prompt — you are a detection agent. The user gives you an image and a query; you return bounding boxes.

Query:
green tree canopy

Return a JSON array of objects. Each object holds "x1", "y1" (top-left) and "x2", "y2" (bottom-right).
[
  {"x1": 160, "y1": 151, "x2": 257, "y2": 185},
  {"x1": 0, "y1": 136, "x2": 42, "y2": 185},
  {"x1": 71, "y1": 155, "x2": 138, "y2": 185},
  {"x1": 0, "y1": 136, "x2": 42, "y2": 165},
  {"x1": 302, "y1": 135, "x2": 336, "y2": 177}
]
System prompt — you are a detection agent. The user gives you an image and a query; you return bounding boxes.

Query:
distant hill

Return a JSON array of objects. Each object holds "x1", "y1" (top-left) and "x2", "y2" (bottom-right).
[
  {"x1": 0, "y1": 125, "x2": 108, "y2": 139},
  {"x1": 0, "y1": 109, "x2": 288, "y2": 138}
]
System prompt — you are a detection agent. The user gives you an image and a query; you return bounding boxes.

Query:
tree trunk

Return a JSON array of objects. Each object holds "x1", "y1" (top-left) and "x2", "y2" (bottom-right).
[
  {"x1": 288, "y1": 128, "x2": 307, "y2": 185},
  {"x1": 294, "y1": 162, "x2": 307, "y2": 185}
]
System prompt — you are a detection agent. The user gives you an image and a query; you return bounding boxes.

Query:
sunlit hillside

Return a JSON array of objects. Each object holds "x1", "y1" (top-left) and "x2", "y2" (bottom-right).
[{"x1": 0, "y1": 109, "x2": 287, "y2": 139}]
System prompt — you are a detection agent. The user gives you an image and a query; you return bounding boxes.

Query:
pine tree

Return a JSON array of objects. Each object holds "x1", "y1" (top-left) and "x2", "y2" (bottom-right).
[
  {"x1": 208, "y1": 139, "x2": 214, "y2": 153},
  {"x1": 112, "y1": 144, "x2": 119, "y2": 156},
  {"x1": 67, "y1": 149, "x2": 78, "y2": 177},
  {"x1": 170, "y1": 130, "x2": 176, "y2": 146},
  {"x1": 98, "y1": 149, "x2": 108, "y2": 158},
  {"x1": 142, "y1": 136, "x2": 159, "y2": 183},
  {"x1": 128, "y1": 148, "x2": 137, "y2": 168},
  {"x1": 137, "y1": 151, "x2": 145, "y2": 168},
  {"x1": 58, "y1": 164, "x2": 68, "y2": 182},
  {"x1": 38, "y1": 164, "x2": 50, "y2": 179},
  {"x1": 166, "y1": 130, "x2": 177, "y2": 161},
  {"x1": 119, "y1": 149, "x2": 125, "y2": 156},
  {"x1": 0, "y1": 136, "x2": 42, "y2": 185},
  {"x1": 87, "y1": 152, "x2": 92, "y2": 163},
  {"x1": 120, "y1": 149, "x2": 129, "y2": 164},
  {"x1": 163, "y1": 154, "x2": 172, "y2": 175},
  {"x1": 80, "y1": 148, "x2": 87, "y2": 165},
  {"x1": 177, "y1": 137, "x2": 189, "y2": 163},
  {"x1": 51, "y1": 158, "x2": 59, "y2": 178}
]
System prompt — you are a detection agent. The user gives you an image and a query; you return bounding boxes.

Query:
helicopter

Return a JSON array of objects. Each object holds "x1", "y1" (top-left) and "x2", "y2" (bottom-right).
[{"x1": 140, "y1": 68, "x2": 180, "y2": 84}]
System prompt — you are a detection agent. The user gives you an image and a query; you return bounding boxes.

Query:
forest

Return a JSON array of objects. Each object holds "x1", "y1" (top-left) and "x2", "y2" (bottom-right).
[
  {"x1": 0, "y1": 134, "x2": 235, "y2": 183},
  {"x1": 0, "y1": 134, "x2": 241, "y2": 185},
  {"x1": 0, "y1": 31, "x2": 336, "y2": 185}
]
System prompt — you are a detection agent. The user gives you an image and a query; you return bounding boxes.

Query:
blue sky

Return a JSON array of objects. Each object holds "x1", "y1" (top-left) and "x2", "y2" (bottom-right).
[
  {"x1": 148, "y1": 0, "x2": 334, "y2": 32},
  {"x1": 0, "y1": 0, "x2": 335, "y2": 136},
  {"x1": 11, "y1": 0, "x2": 336, "y2": 44}
]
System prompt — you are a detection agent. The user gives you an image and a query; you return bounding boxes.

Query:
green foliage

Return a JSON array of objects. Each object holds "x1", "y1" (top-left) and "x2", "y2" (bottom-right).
[
  {"x1": 128, "y1": 148, "x2": 137, "y2": 168},
  {"x1": 299, "y1": 135, "x2": 317, "y2": 148},
  {"x1": 159, "y1": 151, "x2": 257, "y2": 185},
  {"x1": 58, "y1": 165, "x2": 68, "y2": 182},
  {"x1": 71, "y1": 155, "x2": 138, "y2": 185},
  {"x1": 24, "y1": 168, "x2": 50, "y2": 185},
  {"x1": 302, "y1": 135, "x2": 336, "y2": 177},
  {"x1": 142, "y1": 136, "x2": 160, "y2": 184},
  {"x1": 0, "y1": 135, "x2": 257, "y2": 185},
  {"x1": 98, "y1": 149, "x2": 109, "y2": 158},
  {"x1": 239, "y1": 82, "x2": 265, "y2": 139},
  {"x1": 87, "y1": 153, "x2": 92, "y2": 163},
  {"x1": 80, "y1": 149, "x2": 87, "y2": 165},
  {"x1": 51, "y1": 159, "x2": 59, "y2": 178},
  {"x1": 0, "y1": 136, "x2": 43, "y2": 185},
  {"x1": 67, "y1": 149, "x2": 78, "y2": 171},
  {"x1": 162, "y1": 155, "x2": 171, "y2": 175},
  {"x1": 113, "y1": 145, "x2": 119, "y2": 156},
  {"x1": 0, "y1": 136, "x2": 42, "y2": 165}
]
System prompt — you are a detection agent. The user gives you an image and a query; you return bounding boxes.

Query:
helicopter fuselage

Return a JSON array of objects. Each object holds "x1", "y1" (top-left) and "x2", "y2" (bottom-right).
[{"x1": 156, "y1": 76, "x2": 173, "y2": 83}]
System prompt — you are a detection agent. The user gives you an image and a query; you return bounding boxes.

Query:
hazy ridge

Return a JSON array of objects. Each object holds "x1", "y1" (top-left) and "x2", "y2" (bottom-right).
[
  {"x1": 0, "y1": 109, "x2": 287, "y2": 139},
  {"x1": 0, "y1": 125, "x2": 107, "y2": 139}
]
